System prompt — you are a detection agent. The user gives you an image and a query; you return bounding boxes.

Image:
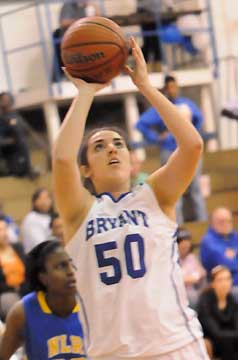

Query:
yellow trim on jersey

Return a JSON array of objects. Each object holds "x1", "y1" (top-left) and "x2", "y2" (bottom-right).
[{"x1": 37, "y1": 291, "x2": 80, "y2": 314}]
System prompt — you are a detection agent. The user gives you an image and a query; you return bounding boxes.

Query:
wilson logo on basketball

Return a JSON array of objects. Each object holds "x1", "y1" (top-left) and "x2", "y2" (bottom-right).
[{"x1": 65, "y1": 51, "x2": 105, "y2": 65}]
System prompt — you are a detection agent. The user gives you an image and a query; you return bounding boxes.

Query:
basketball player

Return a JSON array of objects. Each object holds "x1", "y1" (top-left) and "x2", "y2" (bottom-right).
[
  {"x1": 52, "y1": 37, "x2": 209, "y2": 359},
  {"x1": 0, "y1": 241, "x2": 86, "y2": 360}
]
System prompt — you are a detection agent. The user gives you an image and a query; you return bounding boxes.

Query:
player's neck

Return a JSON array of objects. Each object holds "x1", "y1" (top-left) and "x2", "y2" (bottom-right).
[
  {"x1": 95, "y1": 180, "x2": 131, "y2": 199},
  {"x1": 45, "y1": 292, "x2": 76, "y2": 317}
]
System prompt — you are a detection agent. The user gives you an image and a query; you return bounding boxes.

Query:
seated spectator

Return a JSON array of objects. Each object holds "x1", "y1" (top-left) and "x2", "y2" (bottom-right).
[
  {"x1": 49, "y1": 212, "x2": 64, "y2": 244},
  {"x1": 52, "y1": 0, "x2": 99, "y2": 81},
  {"x1": 200, "y1": 207, "x2": 238, "y2": 291},
  {"x1": 0, "y1": 218, "x2": 26, "y2": 321},
  {"x1": 130, "y1": 151, "x2": 148, "y2": 186},
  {"x1": 0, "y1": 92, "x2": 39, "y2": 179},
  {"x1": 0, "y1": 199, "x2": 19, "y2": 244},
  {"x1": 21, "y1": 188, "x2": 53, "y2": 253},
  {"x1": 197, "y1": 266, "x2": 238, "y2": 360},
  {"x1": 177, "y1": 227, "x2": 206, "y2": 308}
]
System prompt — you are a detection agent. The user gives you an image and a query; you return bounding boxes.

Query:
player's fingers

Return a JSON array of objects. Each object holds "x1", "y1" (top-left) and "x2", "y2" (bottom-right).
[
  {"x1": 124, "y1": 65, "x2": 134, "y2": 77},
  {"x1": 62, "y1": 67, "x2": 74, "y2": 81},
  {"x1": 132, "y1": 47, "x2": 143, "y2": 68},
  {"x1": 130, "y1": 36, "x2": 144, "y2": 59}
]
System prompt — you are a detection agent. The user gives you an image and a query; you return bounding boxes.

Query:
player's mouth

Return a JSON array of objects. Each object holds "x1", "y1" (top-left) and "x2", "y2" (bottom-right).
[
  {"x1": 108, "y1": 158, "x2": 120, "y2": 165},
  {"x1": 67, "y1": 278, "x2": 77, "y2": 288}
]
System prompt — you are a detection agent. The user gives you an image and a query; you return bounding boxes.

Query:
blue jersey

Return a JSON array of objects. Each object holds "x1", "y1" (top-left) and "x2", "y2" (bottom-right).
[{"x1": 23, "y1": 291, "x2": 86, "y2": 360}]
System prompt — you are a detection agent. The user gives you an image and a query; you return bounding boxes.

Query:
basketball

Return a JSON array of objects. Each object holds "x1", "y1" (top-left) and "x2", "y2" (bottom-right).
[{"x1": 61, "y1": 16, "x2": 129, "y2": 83}]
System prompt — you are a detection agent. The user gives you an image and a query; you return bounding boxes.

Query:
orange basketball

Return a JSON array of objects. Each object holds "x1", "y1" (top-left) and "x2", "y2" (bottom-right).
[{"x1": 61, "y1": 16, "x2": 129, "y2": 83}]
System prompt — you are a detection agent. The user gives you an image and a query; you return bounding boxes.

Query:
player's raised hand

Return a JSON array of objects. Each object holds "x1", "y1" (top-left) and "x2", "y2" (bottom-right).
[
  {"x1": 124, "y1": 36, "x2": 150, "y2": 89},
  {"x1": 62, "y1": 67, "x2": 110, "y2": 93}
]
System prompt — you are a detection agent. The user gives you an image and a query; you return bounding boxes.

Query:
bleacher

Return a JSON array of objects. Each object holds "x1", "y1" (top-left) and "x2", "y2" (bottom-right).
[{"x1": 1, "y1": 146, "x2": 237, "y2": 247}]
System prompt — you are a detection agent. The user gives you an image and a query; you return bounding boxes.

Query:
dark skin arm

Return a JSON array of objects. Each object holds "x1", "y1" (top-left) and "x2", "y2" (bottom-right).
[{"x1": 0, "y1": 301, "x2": 25, "y2": 360}]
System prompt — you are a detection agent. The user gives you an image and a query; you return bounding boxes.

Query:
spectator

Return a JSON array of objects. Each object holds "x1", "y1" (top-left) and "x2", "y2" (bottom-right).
[
  {"x1": 49, "y1": 212, "x2": 64, "y2": 244},
  {"x1": 136, "y1": 75, "x2": 207, "y2": 223},
  {"x1": 197, "y1": 265, "x2": 238, "y2": 360},
  {"x1": 130, "y1": 151, "x2": 148, "y2": 186},
  {"x1": 0, "y1": 199, "x2": 19, "y2": 244},
  {"x1": 0, "y1": 92, "x2": 39, "y2": 179},
  {"x1": 0, "y1": 218, "x2": 26, "y2": 321},
  {"x1": 177, "y1": 227, "x2": 206, "y2": 308},
  {"x1": 136, "y1": 0, "x2": 162, "y2": 72},
  {"x1": 52, "y1": 0, "x2": 99, "y2": 81},
  {"x1": 200, "y1": 207, "x2": 238, "y2": 290},
  {"x1": 21, "y1": 188, "x2": 53, "y2": 253}
]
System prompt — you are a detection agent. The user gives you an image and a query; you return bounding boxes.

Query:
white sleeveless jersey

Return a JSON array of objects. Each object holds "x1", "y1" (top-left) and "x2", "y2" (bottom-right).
[{"x1": 66, "y1": 183, "x2": 203, "y2": 359}]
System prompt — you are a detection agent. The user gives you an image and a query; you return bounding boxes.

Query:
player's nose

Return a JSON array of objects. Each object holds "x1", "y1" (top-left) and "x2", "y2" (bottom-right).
[
  {"x1": 67, "y1": 262, "x2": 75, "y2": 276},
  {"x1": 107, "y1": 142, "x2": 117, "y2": 153}
]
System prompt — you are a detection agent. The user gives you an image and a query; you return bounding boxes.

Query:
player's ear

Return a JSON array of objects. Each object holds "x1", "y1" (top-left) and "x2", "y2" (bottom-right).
[
  {"x1": 38, "y1": 272, "x2": 48, "y2": 287},
  {"x1": 80, "y1": 165, "x2": 91, "y2": 178}
]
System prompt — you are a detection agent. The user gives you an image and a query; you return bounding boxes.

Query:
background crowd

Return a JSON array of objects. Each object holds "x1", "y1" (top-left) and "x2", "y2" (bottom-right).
[{"x1": 0, "y1": 1, "x2": 238, "y2": 360}]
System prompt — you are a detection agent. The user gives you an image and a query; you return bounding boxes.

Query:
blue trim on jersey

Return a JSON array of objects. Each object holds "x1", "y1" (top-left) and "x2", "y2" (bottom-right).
[
  {"x1": 96, "y1": 191, "x2": 132, "y2": 203},
  {"x1": 170, "y1": 236, "x2": 207, "y2": 358}
]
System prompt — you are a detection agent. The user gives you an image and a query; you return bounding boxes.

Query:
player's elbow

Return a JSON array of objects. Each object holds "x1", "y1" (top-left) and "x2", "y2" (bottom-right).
[{"x1": 190, "y1": 134, "x2": 204, "y2": 155}]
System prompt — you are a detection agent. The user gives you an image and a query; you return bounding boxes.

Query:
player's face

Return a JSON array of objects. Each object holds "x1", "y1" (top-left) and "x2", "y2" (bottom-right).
[
  {"x1": 85, "y1": 130, "x2": 131, "y2": 193},
  {"x1": 165, "y1": 81, "x2": 179, "y2": 99},
  {"x1": 212, "y1": 269, "x2": 232, "y2": 298},
  {"x1": 43, "y1": 248, "x2": 77, "y2": 295}
]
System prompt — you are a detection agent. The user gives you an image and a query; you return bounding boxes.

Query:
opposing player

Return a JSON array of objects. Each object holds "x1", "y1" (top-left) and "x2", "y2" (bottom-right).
[
  {"x1": 0, "y1": 241, "x2": 85, "y2": 360},
  {"x1": 52, "y1": 37, "x2": 209, "y2": 359}
]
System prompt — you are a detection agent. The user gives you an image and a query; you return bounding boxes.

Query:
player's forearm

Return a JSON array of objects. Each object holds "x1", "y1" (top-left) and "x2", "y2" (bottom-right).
[
  {"x1": 53, "y1": 91, "x2": 94, "y2": 161},
  {"x1": 139, "y1": 83, "x2": 203, "y2": 150}
]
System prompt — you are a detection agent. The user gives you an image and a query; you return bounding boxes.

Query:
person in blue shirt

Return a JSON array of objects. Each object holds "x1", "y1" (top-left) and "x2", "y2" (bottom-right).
[
  {"x1": 0, "y1": 240, "x2": 86, "y2": 360},
  {"x1": 136, "y1": 74, "x2": 207, "y2": 223},
  {"x1": 200, "y1": 207, "x2": 238, "y2": 288}
]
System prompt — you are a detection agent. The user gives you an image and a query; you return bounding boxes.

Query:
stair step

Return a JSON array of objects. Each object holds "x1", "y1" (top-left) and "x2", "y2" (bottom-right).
[
  {"x1": 4, "y1": 198, "x2": 31, "y2": 223},
  {"x1": 203, "y1": 149, "x2": 238, "y2": 172},
  {"x1": 0, "y1": 174, "x2": 52, "y2": 200},
  {"x1": 206, "y1": 191, "x2": 238, "y2": 213},
  {"x1": 0, "y1": 173, "x2": 52, "y2": 222},
  {"x1": 0, "y1": 177, "x2": 35, "y2": 200},
  {"x1": 182, "y1": 221, "x2": 208, "y2": 246},
  {"x1": 210, "y1": 172, "x2": 238, "y2": 192},
  {"x1": 184, "y1": 213, "x2": 238, "y2": 247}
]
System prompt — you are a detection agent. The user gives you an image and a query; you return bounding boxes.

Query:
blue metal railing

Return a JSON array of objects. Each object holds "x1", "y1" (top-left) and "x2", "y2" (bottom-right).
[{"x1": 0, "y1": 0, "x2": 218, "y2": 96}]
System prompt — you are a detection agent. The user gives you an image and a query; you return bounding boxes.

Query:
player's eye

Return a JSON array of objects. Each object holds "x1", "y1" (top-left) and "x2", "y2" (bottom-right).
[
  {"x1": 94, "y1": 143, "x2": 104, "y2": 151},
  {"x1": 56, "y1": 261, "x2": 67, "y2": 269},
  {"x1": 114, "y1": 140, "x2": 124, "y2": 148}
]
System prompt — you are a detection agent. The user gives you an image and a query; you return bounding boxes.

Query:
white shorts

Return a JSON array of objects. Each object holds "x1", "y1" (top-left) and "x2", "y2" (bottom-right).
[{"x1": 90, "y1": 338, "x2": 209, "y2": 360}]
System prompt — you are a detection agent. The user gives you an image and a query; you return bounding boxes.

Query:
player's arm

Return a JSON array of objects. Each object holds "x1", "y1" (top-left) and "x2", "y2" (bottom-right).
[
  {"x1": 125, "y1": 37, "x2": 203, "y2": 210},
  {"x1": 0, "y1": 301, "x2": 25, "y2": 360},
  {"x1": 52, "y1": 73, "x2": 108, "y2": 241}
]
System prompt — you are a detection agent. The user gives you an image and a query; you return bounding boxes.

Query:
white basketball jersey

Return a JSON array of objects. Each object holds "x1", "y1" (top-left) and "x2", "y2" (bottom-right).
[{"x1": 66, "y1": 183, "x2": 203, "y2": 359}]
